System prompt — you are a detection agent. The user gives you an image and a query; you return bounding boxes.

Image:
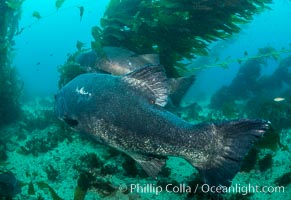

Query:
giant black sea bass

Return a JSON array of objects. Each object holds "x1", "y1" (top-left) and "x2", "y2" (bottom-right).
[{"x1": 55, "y1": 65, "x2": 270, "y2": 187}]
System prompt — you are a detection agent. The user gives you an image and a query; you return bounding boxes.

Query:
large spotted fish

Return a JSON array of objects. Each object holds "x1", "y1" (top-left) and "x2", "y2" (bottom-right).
[{"x1": 55, "y1": 65, "x2": 270, "y2": 186}]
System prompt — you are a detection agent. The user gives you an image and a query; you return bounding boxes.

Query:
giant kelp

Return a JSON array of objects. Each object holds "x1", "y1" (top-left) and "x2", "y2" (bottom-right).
[
  {"x1": 92, "y1": 0, "x2": 272, "y2": 77},
  {"x1": 210, "y1": 50, "x2": 291, "y2": 130},
  {"x1": 245, "y1": 54, "x2": 291, "y2": 130},
  {"x1": 0, "y1": 0, "x2": 23, "y2": 126},
  {"x1": 210, "y1": 47, "x2": 278, "y2": 110},
  {"x1": 58, "y1": 0, "x2": 272, "y2": 88}
]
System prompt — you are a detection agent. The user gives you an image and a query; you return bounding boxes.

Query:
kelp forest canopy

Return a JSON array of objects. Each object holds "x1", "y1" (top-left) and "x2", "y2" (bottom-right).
[{"x1": 91, "y1": 0, "x2": 272, "y2": 77}]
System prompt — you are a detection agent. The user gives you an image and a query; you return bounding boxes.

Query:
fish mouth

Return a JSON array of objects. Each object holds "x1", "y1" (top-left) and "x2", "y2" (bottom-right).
[
  {"x1": 63, "y1": 115, "x2": 79, "y2": 127},
  {"x1": 54, "y1": 92, "x2": 79, "y2": 128},
  {"x1": 54, "y1": 92, "x2": 68, "y2": 119}
]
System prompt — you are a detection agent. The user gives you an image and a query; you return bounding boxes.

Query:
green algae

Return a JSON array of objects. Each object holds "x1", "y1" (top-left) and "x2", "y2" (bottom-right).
[
  {"x1": 258, "y1": 154, "x2": 273, "y2": 172},
  {"x1": 74, "y1": 186, "x2": 87, "y2": 200},
  {"x1": 5, "y1": 0, "x2": 24, "y2": 10},
  {"x1": 55, "y1": 0, "x2": 65, "y2": 9},
  {"x1": 37, "y1": 182, "x2": 63, "y2": 200},
  {"x1": 274, "y1": 172, "x2": 291, "y2": 187},
  {"x1": 58, "y1": 1, "x2": 275, "y2": 88},
  {"x1": 92, "y1": 0, "x2": 272, "y2": 77},
  {"x1": 32, "y1": 11, "x2": 42, "y2": 19},
  {"x1": 57, "y1": 61, "x2": 86, "y2": 88},
  {"x1": 257, "y1": 127, "x2": 280, "y2": 151},
  {"x1": 45, "y1": 165, "x2": 59, "y2": 182},
  {"x1": 28, "y1": 181, "x2": 35, "y2": 195},
  {"x1": 240, "y1": 147, "x2": 259, "y2": 172}
]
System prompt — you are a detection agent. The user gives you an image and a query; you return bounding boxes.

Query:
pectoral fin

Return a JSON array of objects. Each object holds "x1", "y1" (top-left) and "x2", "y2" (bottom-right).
[{"x1": 128, "y1": 153, "x2": 167, "y2": 178}]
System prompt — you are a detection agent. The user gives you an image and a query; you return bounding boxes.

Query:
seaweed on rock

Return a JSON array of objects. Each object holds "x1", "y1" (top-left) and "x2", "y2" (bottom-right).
[
  {"x1": 17, "y1": 125, "x2": 73, "y2": 156},
  {"x1": 28, "y1": 181, "x2": 35, "y2": 195},
  {"x1": 75, "y1": 172, "x2": 117, "y2": 198},
  {"x1": 240, "y1": 147, "x2": 259, "y2": 172},
  {"x1": 45, "y1": 165, "x2": 59, "y2": 182},
  {"x1": 258, "y1": 153, "x2": 273, "y2": 172},
  {"x1": 74, "y1": 153, "x2": 103, "y2": 172},
  {"x1": 0, "y1": 141, "x2": 8, "y2": 162},
  {"x1": 74, "y1": 185, "x2": 87, "y2": 200},
  {"x1": 21, "y1": 107, "x2": 58, "y2": 132},
  {"x1": 274, "y1": 172, "x2": 291, "y2": 187},
  {"x1": 57, "y1": 61, "x2": 86, "y2": 88},
  {"x1": 37, "y1": 182, "x2": 63, "y2": 200}
]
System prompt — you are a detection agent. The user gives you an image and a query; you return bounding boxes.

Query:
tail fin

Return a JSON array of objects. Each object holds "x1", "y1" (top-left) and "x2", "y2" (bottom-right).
[{"x1": 188, "y1": 119, "x2": 270, "y2": 187}]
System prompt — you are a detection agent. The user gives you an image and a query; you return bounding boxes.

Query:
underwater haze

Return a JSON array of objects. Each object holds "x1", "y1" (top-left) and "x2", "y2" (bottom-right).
[
  {"x1": 13, "y1": 0, "x2": 110, "y2": 99},
  {"x1": 1, "y1": 0, "x2": 291, "y2": 200}
]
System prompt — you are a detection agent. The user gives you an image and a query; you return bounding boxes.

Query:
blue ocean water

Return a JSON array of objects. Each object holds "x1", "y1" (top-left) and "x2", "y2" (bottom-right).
[
  {"x1": 13, "y1": 0, "x2": 110, "y2": 99},
  {"x1": 1, "y1": 0, "x2": 291, "y2": 199}
]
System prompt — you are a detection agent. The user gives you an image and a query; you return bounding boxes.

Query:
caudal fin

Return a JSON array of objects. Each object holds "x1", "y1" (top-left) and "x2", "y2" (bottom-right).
[{"x1": 188, "y1": 119, "x2": 270, "y2": 187}]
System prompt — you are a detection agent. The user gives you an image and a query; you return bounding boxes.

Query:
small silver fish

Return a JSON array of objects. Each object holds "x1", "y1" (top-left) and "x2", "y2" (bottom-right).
[{"x1": 273, "y1": 97, "x2": 285, "y2": 102}]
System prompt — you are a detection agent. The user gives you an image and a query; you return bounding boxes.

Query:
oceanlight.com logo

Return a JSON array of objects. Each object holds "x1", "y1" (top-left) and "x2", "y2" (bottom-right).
[
  {"x1": 118, "y1": 183, "x2": 285, "y2": 195},
  {"x1": 201, "y1": 184, "x2": 285, "y2": 195}
]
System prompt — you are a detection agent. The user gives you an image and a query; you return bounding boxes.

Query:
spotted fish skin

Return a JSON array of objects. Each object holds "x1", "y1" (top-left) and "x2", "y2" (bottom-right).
[{"x1": 55, "y1": 65, "x2": 270, "y2": 187}]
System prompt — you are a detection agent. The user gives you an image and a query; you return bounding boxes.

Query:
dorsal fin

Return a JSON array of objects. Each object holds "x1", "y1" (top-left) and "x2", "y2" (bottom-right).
[
  {"x1": 122, "y1": 65, "x2": 169, "y2": 106},
  {"x1": 132, "y1": 54, "x2": 160, "y2": 66}
]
